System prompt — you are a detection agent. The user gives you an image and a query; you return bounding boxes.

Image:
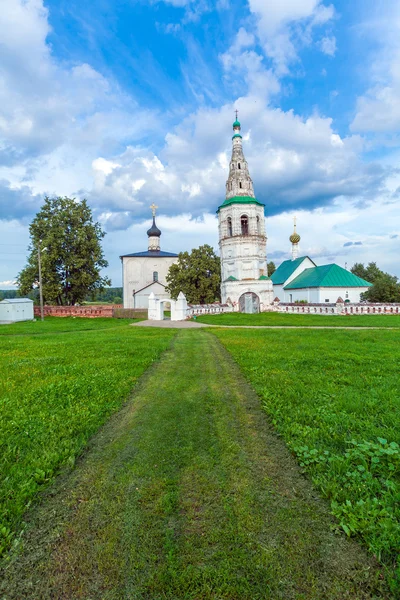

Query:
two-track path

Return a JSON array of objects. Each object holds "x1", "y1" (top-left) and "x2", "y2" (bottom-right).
[{"x1": 1, "y1": 330, "x2": 387, "y2": 599}]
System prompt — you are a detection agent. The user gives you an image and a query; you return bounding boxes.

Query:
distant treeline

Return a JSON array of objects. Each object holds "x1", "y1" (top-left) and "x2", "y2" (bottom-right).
[{"x1": 0, "y1": 287, "x2": 123, "y2": 304}]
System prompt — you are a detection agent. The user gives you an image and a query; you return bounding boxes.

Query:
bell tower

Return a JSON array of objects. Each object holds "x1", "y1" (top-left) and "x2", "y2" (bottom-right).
[{"x1": 217, "y1": 115, "x2": 273, "y2": 312}]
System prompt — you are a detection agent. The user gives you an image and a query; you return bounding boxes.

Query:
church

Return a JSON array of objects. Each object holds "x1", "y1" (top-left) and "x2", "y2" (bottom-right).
[
  {"x1": 216, "y1": 117, "x2": 371, "y2": 312},
  {"x1": 120, "y1": 204, "x2": 178, "y2": 309},
  {"x1": 121, "y1": 117, "x2": 372, "y2": 313}
]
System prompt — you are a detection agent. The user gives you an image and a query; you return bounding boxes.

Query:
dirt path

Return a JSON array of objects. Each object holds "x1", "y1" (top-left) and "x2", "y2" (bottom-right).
[{"x1": 0, "y1": 330, "x2": 387, "y2": 599}]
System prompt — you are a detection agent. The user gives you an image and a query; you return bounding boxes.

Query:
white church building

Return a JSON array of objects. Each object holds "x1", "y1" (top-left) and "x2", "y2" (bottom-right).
[
  {"x1": 120, "y1": 204, "x2": 178, "y2": 309},
  {"x1": 216, "y1": 118, "x2": 371, "y2": 312}
]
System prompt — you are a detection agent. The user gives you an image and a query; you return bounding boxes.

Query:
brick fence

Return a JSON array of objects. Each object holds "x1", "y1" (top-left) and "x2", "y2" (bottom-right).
[{"x1": 34, "y1": 305, "x2": 122, "y2": 318}]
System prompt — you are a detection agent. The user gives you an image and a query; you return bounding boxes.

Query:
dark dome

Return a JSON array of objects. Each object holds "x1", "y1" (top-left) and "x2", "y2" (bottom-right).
[{"x1": 147, "y1": 217, "x2": 161, "y2": 237}]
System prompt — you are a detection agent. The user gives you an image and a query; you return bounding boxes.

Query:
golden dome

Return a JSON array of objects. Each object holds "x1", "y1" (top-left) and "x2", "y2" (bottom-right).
[
  {"x1": 290, "y1": 232, "x2": 301, "y2": 244},
  {"x1": 290, "y1": 216, "x2": 300, "y2": 244}
]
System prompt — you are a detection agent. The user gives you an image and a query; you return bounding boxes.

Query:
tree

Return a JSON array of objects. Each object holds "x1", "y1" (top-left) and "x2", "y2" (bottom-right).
[
  {"x1": 166, "y1": 245, "x2": 221, "y2": 303},
  {"x1": 267, "y1": 261, "x2": 276, "y2": 276},
  {"x1": 351, "y1": 262, "x2": 400, "y2": 302},
  {"x1": 18, "y1": 197, "x2": 110, "y2": 305},
  {"x1": 351, "y1": 262, "x2": 385, "y2": 284},
  {"x1": 363, "y1": 274, "x2": 400, "y2": 303}
]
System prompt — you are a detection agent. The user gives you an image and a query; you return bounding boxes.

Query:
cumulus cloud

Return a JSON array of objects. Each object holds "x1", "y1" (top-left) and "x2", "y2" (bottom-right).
[
  {"x1": 351, "y1": 5, "x2": 400, "y2": 133},
  {"x1": 82, "y1": 99, "x2": 389, "y2": 232},
  {"x1": 0, "y1": 0, "x2": 159, "y2": 172},
  {"x1": 247, "y1": 0, "x2": 335, "y2": 73}
]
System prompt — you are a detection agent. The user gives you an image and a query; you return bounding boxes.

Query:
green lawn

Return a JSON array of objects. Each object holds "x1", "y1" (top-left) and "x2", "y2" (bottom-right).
[
  {"x1": 196, "y1": 311, "x2": 400, "y2": 327},
  {"x1": 0, "y1": 321, "x2": 176, "y2": 556},
  {"x1": 0, "y1": 316, "x2": 140, "y2": 336},
  {"x1": 1, "y1": 330, "x2": 387, "y2": 599},
  {"x1": 212, "y1": 327, "x2": 400, "y2": 593}
]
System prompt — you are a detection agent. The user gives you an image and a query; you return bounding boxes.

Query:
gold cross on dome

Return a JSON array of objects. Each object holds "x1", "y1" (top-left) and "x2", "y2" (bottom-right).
[
  {"x1": 150, "y1": 203, "x2": 158, "y2": 217},
  {"x1": 293, "y1": 215, "x2": 297, "y2": 231},
  {"x1": 235, "y1": 109, "x2": 239, "y2": 120}
]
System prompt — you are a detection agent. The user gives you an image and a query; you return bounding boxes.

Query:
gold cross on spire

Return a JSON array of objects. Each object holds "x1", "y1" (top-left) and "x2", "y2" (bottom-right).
[
  {"x1": 150, "y1": 203, "x2": 158, "y2": 217},
  {"x1": 235, "y1": 109, "x2": 239, "y2": 120},
  {"x1": 293, "y1": 215, "x2": 297, "y2": 231}
]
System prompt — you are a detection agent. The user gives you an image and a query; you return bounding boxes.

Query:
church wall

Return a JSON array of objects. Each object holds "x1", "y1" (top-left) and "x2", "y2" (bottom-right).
[
  {"x1": 219, "y1": 204, "x2": 268, "y2": 285},
  {"x1": 123, "y1": 256, "x2": 178, "y2": 308},
  {"x1": 134, "y1": 286, "x2": 171, "y2": 309},
  {"x1": 222, "y1": 279, "x2": 273, "y2": 311},
  {"x1": 283, "y1": 286, "x2": 370, "y2": 304}
]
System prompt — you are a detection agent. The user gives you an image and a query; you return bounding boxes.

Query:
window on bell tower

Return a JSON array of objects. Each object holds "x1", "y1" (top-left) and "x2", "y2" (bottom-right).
[
  {"x1": 256, "y1": 216, "x2": 261, "y2": 234},
  {"x1": 241, "y1": 215, "x2": 249, "y2": 235},
  {"x1": 227, "y1": 217, "x2": 232, "y2": 236}
]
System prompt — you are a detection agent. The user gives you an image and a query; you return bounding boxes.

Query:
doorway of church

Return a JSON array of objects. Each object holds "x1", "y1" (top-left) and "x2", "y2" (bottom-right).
[{"x1": 239, "y1": 292, "x2": 260, "y2": 313}]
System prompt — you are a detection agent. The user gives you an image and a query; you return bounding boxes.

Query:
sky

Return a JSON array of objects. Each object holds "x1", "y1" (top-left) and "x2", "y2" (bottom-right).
[{"x1": 0, "y1": 0, "x2": 399, "y2": 288}]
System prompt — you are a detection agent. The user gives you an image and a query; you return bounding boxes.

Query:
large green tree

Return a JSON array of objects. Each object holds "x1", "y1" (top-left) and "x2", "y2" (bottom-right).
[
  {"x1": 351, "y1": 262, "x2": 400, "y2": 302},
  {"x1": 18, "y1": 197, "x2": 110, "y2": 305},
  {"x1": 166, "y1": 244, "x2": 221, "y2": 303}
]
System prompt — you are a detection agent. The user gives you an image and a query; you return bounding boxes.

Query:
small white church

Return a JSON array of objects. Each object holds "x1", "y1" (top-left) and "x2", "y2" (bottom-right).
[
  {"x1": 121, "y1": 117, "x2": 372, "y2": 313},
  {"x1": 120, "y1": 204, "x2": 178, "y2": 309}
]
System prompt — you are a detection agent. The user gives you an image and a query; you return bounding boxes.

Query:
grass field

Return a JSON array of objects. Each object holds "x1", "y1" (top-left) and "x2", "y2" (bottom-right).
[
  {"x1": 196, "y1": 311, "x2": 400, "y2": 327},
  {"x1": 0, "y1": 320, "x2": 176, "y2": 556},
  {"x1": 0, "y1": 316, "x2": 140, "y2": 336},
  {"x1": 0, "y1": 331, "x2": 387, "y2": 599},
  {"x1": 212, "y1": 327, "x2": 400, "y2": 592}
]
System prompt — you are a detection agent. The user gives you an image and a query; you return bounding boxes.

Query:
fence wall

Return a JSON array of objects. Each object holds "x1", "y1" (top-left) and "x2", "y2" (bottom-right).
[
  {"x1": 276, "y1": 302, "x2": 400, "y2": 315},
  {"x1": 187, "y1": 303, "x2": 234, "y2": 317},
  {"x1": 34, "y1": 305, "x2": 122, "y2": 318}
]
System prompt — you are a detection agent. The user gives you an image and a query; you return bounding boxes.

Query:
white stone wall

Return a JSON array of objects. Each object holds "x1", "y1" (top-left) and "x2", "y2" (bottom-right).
[
  {"x1": 222, "y1": 279, "x2": 273, "y2": 311},
  {"x1": 122, "y1": 255, "x2": 178, "y2": 308},
  {"x1": 276, "y1": 302, "x2": 400, "y2": 315},
  {"x1": 282, "y1": 286, "x2": 370, "y2": 304},
  {"x1": 133, "y1": 281, "x2": 171, "y2": 309},
  {"x1": 219, "y1": 202, "x2": 269, "y2": 305}
]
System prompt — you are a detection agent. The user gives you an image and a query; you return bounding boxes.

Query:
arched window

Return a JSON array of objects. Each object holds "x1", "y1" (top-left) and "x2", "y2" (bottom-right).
[
  {"x1": 239, "y1": 182, "x2": 242, "y2": 188},
  {"x1": 256, "y1": 215, "x2": 261, "y2": 234},
  {"x1": 241, "y1": 215, "x2": 249, "y2": 235},
  {"x1": 227, "y1": 217, "x2": 232, "y2": 237},
  {"x1": 153, "y1": 271, "x2": 158, "y2": 282},
  {"x1": 238, "y1": 163, "x2": 241, "y2": 169}
]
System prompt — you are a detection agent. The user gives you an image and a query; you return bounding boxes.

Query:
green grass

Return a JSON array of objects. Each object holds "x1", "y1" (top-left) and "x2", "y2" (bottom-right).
[
  {"x1": 0, "y1": 316, "x2": 141, "y2": 336},
  {"x1": 0, "y1": 321, "x2": 176, "y2": 556},
  {"x1": 212, "y1": 327, "x2": 400, "y2": 593},
  {"x1": 196, "y1": 311, "x2": 400, "y2": 327},
  {"x1": 1, "y1": 331, "x2": 387, "y2": 599}
]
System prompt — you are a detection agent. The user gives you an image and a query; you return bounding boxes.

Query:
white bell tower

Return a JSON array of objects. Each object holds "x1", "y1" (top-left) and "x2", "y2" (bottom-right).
[{"x1": 218, "y1": 115, "x2": 273, "y2": 312}]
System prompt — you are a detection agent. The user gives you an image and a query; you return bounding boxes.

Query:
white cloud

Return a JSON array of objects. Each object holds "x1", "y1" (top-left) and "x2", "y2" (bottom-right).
[
  {"x1": 247, "y1": 0, "x2": 335, "y2": 74},
  {"x1": 351, "y1": 4, "x2": 400, "y2": 133},
  {"x1": 318, "y1": 35, "x2": 336, "y2": 56}
]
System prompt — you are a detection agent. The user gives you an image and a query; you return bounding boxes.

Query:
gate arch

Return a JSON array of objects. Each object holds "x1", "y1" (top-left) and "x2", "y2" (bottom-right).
[{"x1": 239, "y1": 292, "x2": 260, "y2": 314}]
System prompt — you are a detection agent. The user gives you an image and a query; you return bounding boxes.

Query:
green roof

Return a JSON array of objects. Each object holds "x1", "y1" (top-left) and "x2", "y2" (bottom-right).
[
  {"x1": 233, "y1": 119, "x2": 241, "y2": 128},
  {"x1": 284, "y1": 263, "x2": 372, "y2": 290},
  {"x1": 270, "y1": 257, "x2": 313, "y2": 285},
  {"x1": 232, "y1": 134, "x2": 242, "y2": 139},
  {"x1": 225, "y1": 275, "x2": 238, "y2": 281},
  {"x1": 217, "y1": 195, "x2": 265, "y2": 212},
  {"x1": 259, "y1": 275, "x2": 270, "y2": 280}
]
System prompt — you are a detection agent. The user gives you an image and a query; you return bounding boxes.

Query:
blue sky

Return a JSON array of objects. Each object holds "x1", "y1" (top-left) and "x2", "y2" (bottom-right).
[{"x1": 0, "y1": 0, "x2": 399, "y2": 288}]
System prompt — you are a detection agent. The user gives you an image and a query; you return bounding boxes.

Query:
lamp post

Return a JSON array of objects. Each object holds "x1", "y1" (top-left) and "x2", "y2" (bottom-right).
[{"x1": 37, "y1": 240, "x2": 47, "y2": 322}]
